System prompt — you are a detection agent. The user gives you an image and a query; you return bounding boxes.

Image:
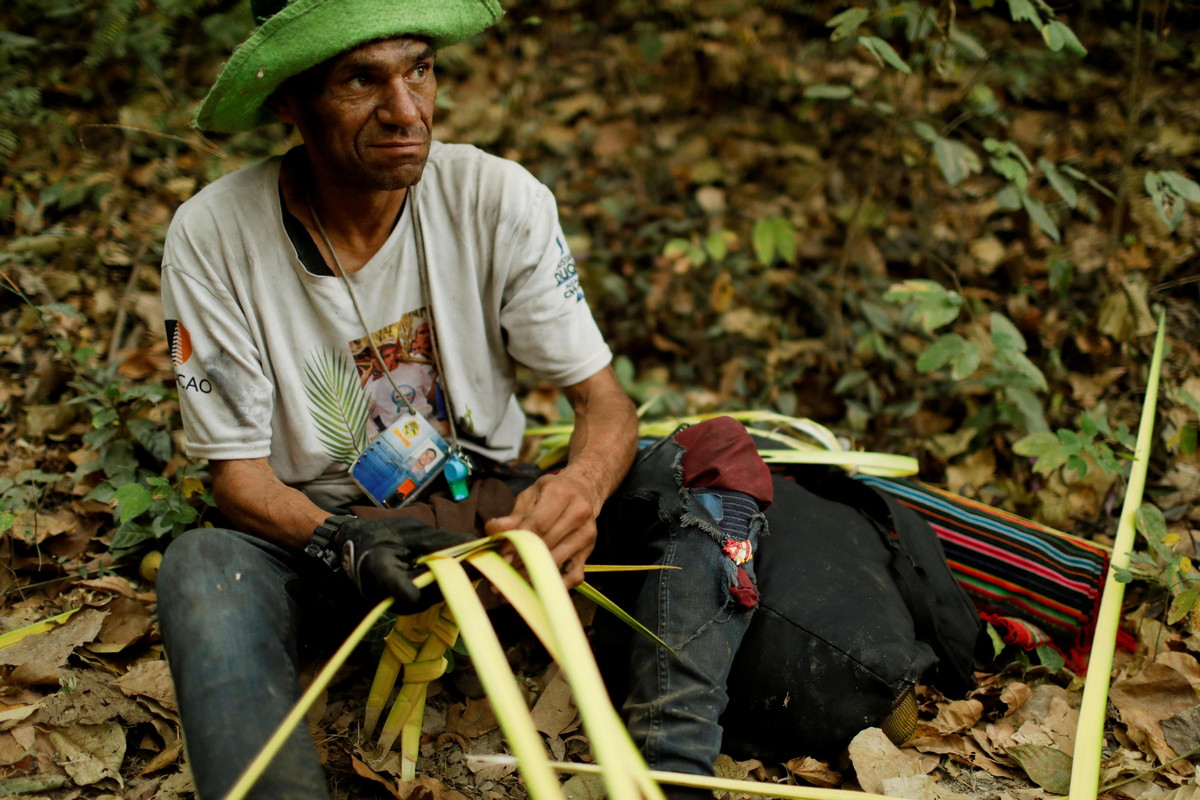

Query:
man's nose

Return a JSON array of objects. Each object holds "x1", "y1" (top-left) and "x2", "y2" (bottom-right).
[{"x1": 376, "y1": 79, "x2": 424, "y2": 127}]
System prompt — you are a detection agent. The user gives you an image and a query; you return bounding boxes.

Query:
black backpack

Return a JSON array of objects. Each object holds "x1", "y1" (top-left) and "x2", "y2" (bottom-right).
[{"x1": 718, "y1": 466, "x2": 983, "y2": 759}]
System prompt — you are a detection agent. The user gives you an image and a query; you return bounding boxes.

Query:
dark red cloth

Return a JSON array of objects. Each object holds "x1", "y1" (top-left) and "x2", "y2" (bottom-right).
[
  {"x1": 730, "y1": 566, "x2": 759, "y2": 608},
  {"x1": 674, "y1": 417, "x2": 774, "y2": 508}
]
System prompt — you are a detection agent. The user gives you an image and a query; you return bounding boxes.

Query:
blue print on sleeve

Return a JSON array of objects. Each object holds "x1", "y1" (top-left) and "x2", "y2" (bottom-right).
[{"x1": 553, "y1": 236, "x2": 585, "y2": 302}]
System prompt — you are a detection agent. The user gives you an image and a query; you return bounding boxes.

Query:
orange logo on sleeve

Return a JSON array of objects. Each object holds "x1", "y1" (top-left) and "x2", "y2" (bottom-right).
[{"x1": 165, "y1": 320, "x2": 193, "y2": 366}]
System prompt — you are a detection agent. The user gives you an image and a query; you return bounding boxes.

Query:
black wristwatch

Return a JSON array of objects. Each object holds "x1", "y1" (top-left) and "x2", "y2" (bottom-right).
[{"x1": 304, "y1": 515, "x2": 355, "y2": 572}]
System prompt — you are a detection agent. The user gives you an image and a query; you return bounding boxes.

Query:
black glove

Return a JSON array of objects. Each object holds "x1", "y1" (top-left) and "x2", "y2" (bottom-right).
[{"x1": 321, "y1": 516, "x2": 475, "y2": 612}]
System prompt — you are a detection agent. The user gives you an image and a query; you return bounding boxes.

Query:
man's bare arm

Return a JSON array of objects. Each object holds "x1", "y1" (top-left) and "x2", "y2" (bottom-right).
[
  {"x1": 485, "y1": 364, "x2": 638, "y2": 586},
  {"x1": 209, "y1": 458, "x2": 330, "y2": 551}
]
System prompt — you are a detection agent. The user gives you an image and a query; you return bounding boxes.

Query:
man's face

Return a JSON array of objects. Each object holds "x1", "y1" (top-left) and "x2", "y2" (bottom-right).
[{"x1": 275, "y1": 37, "x2": 437, "y2": 191}]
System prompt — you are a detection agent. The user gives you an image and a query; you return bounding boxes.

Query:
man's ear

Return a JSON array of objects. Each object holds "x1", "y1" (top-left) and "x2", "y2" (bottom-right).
[{"x1": 265, "y1": 88, "x2": 302, "y2": 126}]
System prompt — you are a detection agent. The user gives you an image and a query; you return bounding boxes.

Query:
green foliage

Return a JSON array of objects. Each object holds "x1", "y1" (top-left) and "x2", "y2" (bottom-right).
[
  {"x1": 1013, "y1": 409, "x2": 1135, "y2": 476},
  {"x1": 70, "y1": 359, "x2": 213, "y2": 555},
  {"x1": 2, "y1": 287, "x2": 212, "y2": 559},
  {"x1": 1113, "y1": 504, "x2": 1200, "y2": 626}
]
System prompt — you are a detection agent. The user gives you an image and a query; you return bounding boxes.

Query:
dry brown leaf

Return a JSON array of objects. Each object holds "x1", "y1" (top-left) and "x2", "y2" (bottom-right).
[
  {"x1": 0, "y1": 727, "x2": 34, "y2": 766},
  {"x1": 76, "y1": 575, "x2": 140, "y2": 599},
  {"x1": 1111, "y1": 662, "x2": 1200, "y2": 762},
  {"x1": 49, "y1": 721, "x2": 126, "y2": 787},
  {"x1": 786, "y1": 755, "x2": 842, "y2": 788},
  {"x1": 945, "y1": 449, "x2": 997, "y2": 496},
  {"x1": 1069, "y1": 367, "x2": 1127, "y2": 407},
  {"x1": 444, "y1": 697, "x2": 498, "y2": 739},
  {"x1": 592, "y1": 120, "x2": 638, "y2": 161},
  {"x1": 882, "y1": 773, "x2": 975, "y2": 800},
  {"x1": 848, "y1": 727, "x2": 937, "y2": 794},
  {"x1": 6, "y1": 509, "x2": 77, "y2": 545},
  {"x1": 1160, "y1": 704, "x2": 1200, "y2": 759},
  {"x1": 8, "y1": 659, "x2": 61, "y2": 687},
  {"x1": 999, "y1": 682, "x2": 1033, "y2": 715},
  {"x1": 351, "y1": 754, "x2": 404, "y2": 799},
  {"x1": 931, "y1": 699, "x2": 985, "y2": 734},
  {"x1": 0, "y1": 607, "x2": 106, "y2": 668},
  {"x1": 113, "y1": 660, "x2": 177, "y2": 716},
  {"x1": 134, "y1": 736, "x2": 183, "y2": 777},
  {"x1": 0, "y1": 702, "x2": 39, "y2": 731},
  {"x1": 33, "y1": 669, "x2": 155, "y2": 728},
  {"x1": 530, "y1": 665, "x2": 578, "y2": 737},
  {"x1": 89, "y1": 595, "x2": 153, "y2": 654}
]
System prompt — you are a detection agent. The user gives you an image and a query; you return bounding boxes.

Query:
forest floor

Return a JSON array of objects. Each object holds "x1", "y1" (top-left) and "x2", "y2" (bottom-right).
[{"x1": 3, "y1": 1, "x2": 1200, "y2": 799}]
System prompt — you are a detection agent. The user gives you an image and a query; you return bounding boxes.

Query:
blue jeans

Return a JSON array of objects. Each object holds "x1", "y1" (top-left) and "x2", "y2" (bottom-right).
[
  {"x1": 595, "y1": 429, "x2": 766, "y2": 776},
  {"x1": 157, "y1": 528, "x2": 368, "y2": 800}
]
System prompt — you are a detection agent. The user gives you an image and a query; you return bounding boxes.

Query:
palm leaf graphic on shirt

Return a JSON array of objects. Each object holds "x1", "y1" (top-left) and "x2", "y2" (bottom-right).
[{"x1": 302, "y1": 348, "x2": 369, "y2": 466}]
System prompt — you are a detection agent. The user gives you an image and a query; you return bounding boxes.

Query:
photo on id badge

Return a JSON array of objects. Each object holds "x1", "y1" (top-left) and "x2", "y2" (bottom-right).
[{"x1": 350, "y1": 410, "x2": 449, "y2": 508}]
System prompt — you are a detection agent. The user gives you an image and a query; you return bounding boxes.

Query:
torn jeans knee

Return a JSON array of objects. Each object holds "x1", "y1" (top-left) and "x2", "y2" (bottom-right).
[{"x1": 606, "y1": 416, "x2": 773, "y2": 774}]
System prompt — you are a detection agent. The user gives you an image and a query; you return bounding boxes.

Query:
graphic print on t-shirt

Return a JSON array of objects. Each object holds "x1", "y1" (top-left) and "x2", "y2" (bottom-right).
[
  {"x1": 301, "y1": 307, "x2": 449, "y2": 468},
  {"x1": 348, "y1": 307, "x2": 450, "y2": 441}
]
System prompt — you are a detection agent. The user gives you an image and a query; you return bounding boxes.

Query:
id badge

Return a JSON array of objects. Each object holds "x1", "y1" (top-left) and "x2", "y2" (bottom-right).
[{"x1": 349, "y1": 409, "x2": 450, "y2": 508}]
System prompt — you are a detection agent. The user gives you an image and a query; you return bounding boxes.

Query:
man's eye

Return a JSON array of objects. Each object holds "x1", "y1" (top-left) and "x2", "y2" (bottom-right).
[
  {"x1": 410, "y1": 64, "x2": 432, "y2": 81},
  {"x1": 348, "y1": 74, "x2": 370, "y2": 88}
]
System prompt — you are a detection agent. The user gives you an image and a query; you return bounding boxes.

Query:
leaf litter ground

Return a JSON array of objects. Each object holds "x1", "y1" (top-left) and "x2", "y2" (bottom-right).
[{"x1": 4, "y1": 1, "x2": 1200, "y2": 798}]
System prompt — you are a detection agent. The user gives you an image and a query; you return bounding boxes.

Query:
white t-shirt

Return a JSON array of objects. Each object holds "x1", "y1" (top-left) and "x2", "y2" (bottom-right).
[{"x1": 160, "y1": 142, "x2": 611, "y2": 507}]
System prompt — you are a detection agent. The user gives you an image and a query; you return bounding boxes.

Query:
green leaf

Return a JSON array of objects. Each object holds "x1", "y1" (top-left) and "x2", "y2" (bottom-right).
[
  {"x1": 1005, "y1": 386, "x2": 1049, "y2": 433},
  {"x1": 990, "y1": 156, "x2": 1028, "y2": 189},
  {"x1": 985, "y1": 623, "x2": 1006, "y2": 657},
  {"x1": 827, "y1": 7, "x2": 870, "y2": 41},
  {"x1": 1038, "y1": 158, "x2": 1077, "y2": 208},
  {"x1": 949, "y1": 28, "x2": 989, "y2": 60},
  {"x1": 1049, "y1": 21, "x2": 1087, "y2": 56},
  {"x1": 92, "y1": 406, "x2": 120, "y2": 429},
  {"x1": 1005, "y1": 0, "x2": 1040, "y2": 24},
  {"x1": 128, "y1": 418, "x2": 173, "y2": 463},
  {"x1": 302, "y1": 348, "x2": 370, "y2": 466},
  {"x1": 1040, "y1": 22, "x2": 1064, "y2": 51},
  {"x1": 1168, "y1": 587, "x2": 1200, "y2": 625},
  {"x1": 575, "y1": 581, "x2": 674, "y2": 653},
  {"x1": 803, "y1": 84, "x2": 853, "y2": 100},
  {"x1": 990, "y1": 313, "x2": 1026, "y2": 353},
  {"x1": 996, "y1": 185, "x2": 1021, "y2": 210},
  {"x1": 704, "y1": 231, "x2": 729, "y2": 262},
  {"x1": 1135, "y1": 503, "x2": 1170, "y2": 558},
  {"x1": 1145, "y1": 171, "x2": 1184, "y2": 231},
  {"x1": 751, "y1": 218, "x2": 776, "y2": 266},
  {"x1": 1180, "y1": 425, "x2": 1197, "y2": 456},
  {"x1": 933, "y1": 137, "x2": 983, "y2": 187},
  {"x1": 910, "y1": 120, "x2": 938, "y2": 143},
  {"x1": 885, "y1": 279, "x2": 963, "y2": 332},
  {"x1": 39, "y1": 302, "x2": 87, "y2": 320},
  {"x1": 1161, "y1": 170, "x2": 1200, "y2": 203},
  {"x1": 0, "y1": 511, "x2": 13, "y2": 532},
  {"x1": 917, "y1": 333, "x2": 980, "y2": 379},
  {"x1": 1008, "y1": 744, "x2": 1072, "y2": 795},
  {"x1": 1013, "y1": 432, "x2": 1060, "y2": 457},
  {"x1": 858, "y1": 36, "x2": 912, "y2": 74},
  {"x1": 772, "y1": 218, "x2": 796, "y2": 265},
  {"x1": 115, "y1": 483, "x2": 153, "y2": 522},
  {"x1": 1035, "y1": 644, "x2": 1066, "y2": 673},
  {"x1": 1021, "y1": 191, "x2": 1061, "y2": 242},
  {"x1": 109, "y1": 522, "x2": 156, "y2": 555}
]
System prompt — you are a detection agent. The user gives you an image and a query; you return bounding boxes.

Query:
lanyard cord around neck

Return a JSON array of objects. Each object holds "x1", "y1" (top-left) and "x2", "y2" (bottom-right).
[{"x1": 305, "y1": 186, "x2": 465, "y2": 456}]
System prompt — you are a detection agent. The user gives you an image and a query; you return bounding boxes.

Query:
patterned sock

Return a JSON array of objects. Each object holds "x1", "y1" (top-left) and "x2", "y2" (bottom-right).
[{"x1": 693, "y1": 488, "x2": 762, "y2": 608}]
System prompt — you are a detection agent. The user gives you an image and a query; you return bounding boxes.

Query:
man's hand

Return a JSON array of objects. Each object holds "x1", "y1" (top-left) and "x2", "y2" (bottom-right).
[
  {"x1": 336, "y1": 517, "x2": 476, "y2": 611},
  {"x1": 484, "y1": 472, "x2": 600, "y2": 588}
]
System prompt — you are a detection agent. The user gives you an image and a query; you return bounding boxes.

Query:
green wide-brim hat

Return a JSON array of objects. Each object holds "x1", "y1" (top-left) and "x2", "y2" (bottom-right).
[{"x1": 195, "y1": 0, "x2": 504, "y2": 133}]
